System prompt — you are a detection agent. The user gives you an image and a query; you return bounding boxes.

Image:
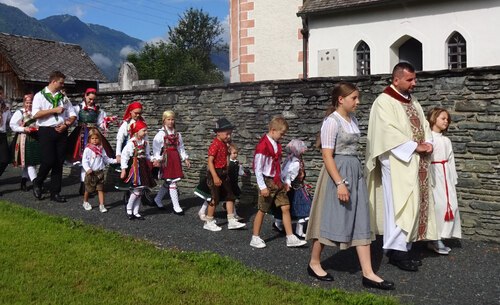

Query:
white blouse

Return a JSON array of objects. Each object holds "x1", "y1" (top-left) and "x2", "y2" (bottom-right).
[
  {"x1": 320, "y1": 112, "x2": 360, "y2": 149},
  {"x1": 120, "y1": 137, "x2": 151, "y2": 169},
  {"x1": 152, "y1": 127, "x2": 189, "y2": 161}
]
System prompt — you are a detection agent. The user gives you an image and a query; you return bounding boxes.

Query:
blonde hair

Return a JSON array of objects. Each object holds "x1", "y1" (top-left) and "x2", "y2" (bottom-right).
[
  {"x1": 427, "y1": 107, "x2": 451, "y2": 133},
  {"x1": 269, "y1": 116, "x2": 289, "y2": 132},
  {"x1": 229, "y1": 143, "x2": 239, "y2": 153},
  {"x1": 162, "y1": 110, "x2": 175, "y2": 121},
  {"x1": 87, "y1": 128, "x2": 101, "y2": 144}
]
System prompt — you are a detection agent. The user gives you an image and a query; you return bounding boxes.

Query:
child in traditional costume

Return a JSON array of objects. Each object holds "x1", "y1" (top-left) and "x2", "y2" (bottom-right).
[
  {"x1": 427, "y1": 107, "x2": 462, "y2": 254},
  {"x1": 82, "y1": 128, "x2": 117, "y2": 212},
  {"x1": 278, "y1": 139, "x2": 312, "y2": 238},
  {"x1": 67, "y1": 88, "x2": 114, "y2": 194},
  {"x1": 227, "y1": 143, "x2": 245, "y2": 219},
  {"x1": 120, "y1": 120, "x2": 156, "y2": 220},
  {"x1": 152, "y1": 111, "x2": 190, "y2": 215},
  {"x1": 116, "y1": 101, "x2": 144, "y2": 164},
  {"x1": 250, "y1": 117, "x2": 307, "y2": 249},
  {"x1": 203, "y1": 118, "x2": 246, "y2": 231}
]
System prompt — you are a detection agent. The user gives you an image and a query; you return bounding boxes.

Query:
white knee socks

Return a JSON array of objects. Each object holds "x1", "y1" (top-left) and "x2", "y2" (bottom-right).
[
  {"x1": 127, "y1": 189, "x2": 141, "y2": 216},
  {"x1": 199, "y1": 200, "x2": 209, "y2": 214},
  {"x1": 27, "y1": 166, "x2": 37, "y2": 181},
  {"x1": 169, "y1": 182, "x2": 182, "y2": 213}
]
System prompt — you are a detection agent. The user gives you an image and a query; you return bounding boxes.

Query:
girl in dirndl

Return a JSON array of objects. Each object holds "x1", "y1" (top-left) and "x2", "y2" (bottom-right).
[
  {"x1": 152, "y1": 110, "x2": 190, "y2": 215},
  {"x1": 306, "y1": 82, "x2": 394, "y2": 290},
  {"x1": 116, "y1": 101, "x2": 144, "y2": 164},
  {"x1": 9, "y1": 94, "x2": 40, "y2": 191},
  {"x1": 120, "y1": 120, "x2": 156, "y2": 220},
  {"x1": 67, "y1": 88, "x2": 114, "y2": 194},
  {"x1": 279, "y1": 139, "x2": 312, "y2": 238}
]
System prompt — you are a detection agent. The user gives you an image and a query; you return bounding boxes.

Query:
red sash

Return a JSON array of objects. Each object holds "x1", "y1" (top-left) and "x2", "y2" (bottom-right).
[
  {"x1": 431, "y1": 160, "x2": 454, "y2": 221},
  {"x1": 254, "y1": 135, "x2": 282, "y2": 186}
]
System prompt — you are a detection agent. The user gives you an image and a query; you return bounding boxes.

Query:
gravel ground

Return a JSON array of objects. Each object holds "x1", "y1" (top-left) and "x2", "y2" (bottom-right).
[{"x1": 1, "y1": 167, "x2": 499, "y2": 305}]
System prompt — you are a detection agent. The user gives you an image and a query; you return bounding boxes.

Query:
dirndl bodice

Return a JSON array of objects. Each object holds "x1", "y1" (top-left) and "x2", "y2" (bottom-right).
[
  {"x1": 124, "y1": 139, "x2": 156, "y2": 188},
  {"x1": 160, "y1": 132, "x2": 183, "y2": 179},
  {"x1": 331, "y1": 115, "x2": 360, "y2": 156},
  {"x1": 78, "y1": 108, "x2": 99, "y2": 125}
]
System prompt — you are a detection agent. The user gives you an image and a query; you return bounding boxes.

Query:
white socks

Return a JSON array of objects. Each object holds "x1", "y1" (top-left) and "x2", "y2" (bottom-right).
[
  {"x1": 155, "y1": 181, "x2": 182, "y2": 213},
  {"x1": 127, "y1": 189, "x2": 141, "y2": 216},
  {"x1": 24, "y1": 166, "x2": 37, "y2": 181},
  {"x1": 199, "y1": 200, "x2": 209, "y2": 214},
  {"x1": 169, "y1": 182, "x2": 182, "y2": 213}
]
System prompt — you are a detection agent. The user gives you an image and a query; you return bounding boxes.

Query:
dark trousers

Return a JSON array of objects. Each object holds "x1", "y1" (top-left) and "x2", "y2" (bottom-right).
[
  {"x1": 0, "y1": 133, "x2": 9, "y2": 176},
  {"x1": 35, "y1": 126, "x2": 68, "y2": 194}
]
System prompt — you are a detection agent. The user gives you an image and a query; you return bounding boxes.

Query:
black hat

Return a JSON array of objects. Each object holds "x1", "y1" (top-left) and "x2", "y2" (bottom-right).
[{"x1": 213, "y1": 118, "x2": 235, "y2": 132}]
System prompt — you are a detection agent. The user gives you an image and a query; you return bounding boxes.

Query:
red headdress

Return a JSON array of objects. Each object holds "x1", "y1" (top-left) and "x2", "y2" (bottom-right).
[
  {"x1": 83, "y1": 88, "x2": 98, "y2": 111},
  {"x1": 85, "y1": 88, "x2": 97, "y2": 95},
  {"x1": 122, "y1": 101, "x2": 142, "y2": 121},
  {"x1": 130, "y1": 119, "x2": 147, "y2": 136}
]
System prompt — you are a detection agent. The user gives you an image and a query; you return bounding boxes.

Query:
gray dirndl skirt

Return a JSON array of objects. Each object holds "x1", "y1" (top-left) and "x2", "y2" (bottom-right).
[{"x1": 305, "y1": 155, "x2": 371, "y2": 249}]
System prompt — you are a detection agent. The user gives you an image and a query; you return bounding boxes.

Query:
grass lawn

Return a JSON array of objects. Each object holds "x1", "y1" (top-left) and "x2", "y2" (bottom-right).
[{"x1": 0, "y1": 201, "x2": 399, "y2": 305}]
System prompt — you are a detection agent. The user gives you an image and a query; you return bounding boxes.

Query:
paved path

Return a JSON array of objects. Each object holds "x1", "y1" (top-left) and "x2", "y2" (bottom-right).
[{"x1": 1, "y1": 167, "x2": 499, "y2": 305}]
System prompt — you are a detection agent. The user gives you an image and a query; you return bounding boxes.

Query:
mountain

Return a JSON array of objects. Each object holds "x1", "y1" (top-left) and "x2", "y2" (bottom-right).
[
  {"x1": 0, "y1": 3, "x2": 142, "y2": 81},
  {"x1": 40, "y1": 15, "x2": 143, "y2": 81},
  {"x1": 0, "y1": 2, "x2": 229, "y2": 82},
  {"x1": 0, "y1": 3, "x2": 61, "y2": 41}
]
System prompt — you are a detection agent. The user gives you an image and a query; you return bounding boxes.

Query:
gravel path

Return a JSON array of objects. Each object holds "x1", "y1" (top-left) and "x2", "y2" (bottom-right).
[{"x1": 1, "y1": 167, "x2": 499, "y2": 305}]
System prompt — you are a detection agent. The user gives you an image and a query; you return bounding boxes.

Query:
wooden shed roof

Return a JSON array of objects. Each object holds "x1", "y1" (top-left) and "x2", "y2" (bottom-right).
[{"x1": 0, "y1": 32, "x2": 107, "y2": 84}]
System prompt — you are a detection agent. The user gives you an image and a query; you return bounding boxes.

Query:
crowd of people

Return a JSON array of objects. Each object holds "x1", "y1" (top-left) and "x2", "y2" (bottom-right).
[{"x1": 0, "y1": 63, "x2": 462, "y2": 291}]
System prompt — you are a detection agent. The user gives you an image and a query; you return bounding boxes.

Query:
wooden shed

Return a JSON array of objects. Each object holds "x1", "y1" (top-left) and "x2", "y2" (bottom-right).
[{"x1": 0, "y1": 32, "x2": 107, "y2": 100}]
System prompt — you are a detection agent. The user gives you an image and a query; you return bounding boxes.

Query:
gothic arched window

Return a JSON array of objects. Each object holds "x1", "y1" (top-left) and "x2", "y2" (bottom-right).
[
  {"x1": 356, "y1": 41, "x2": 370, "y2": 76},
  {"x1": 448, "y1": 32, "x2": 467, "y2": 69}
]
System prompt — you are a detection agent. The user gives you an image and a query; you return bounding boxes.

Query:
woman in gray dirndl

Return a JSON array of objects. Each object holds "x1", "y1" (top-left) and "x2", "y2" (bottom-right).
[{"x1": 306, "y1": 82, "x2": 394, "y2": 290}]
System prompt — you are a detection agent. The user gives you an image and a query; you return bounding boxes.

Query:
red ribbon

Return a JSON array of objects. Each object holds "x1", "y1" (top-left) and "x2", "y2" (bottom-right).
[{"x1": 431, "y1": 160, "x2": 454, "y2": 221}]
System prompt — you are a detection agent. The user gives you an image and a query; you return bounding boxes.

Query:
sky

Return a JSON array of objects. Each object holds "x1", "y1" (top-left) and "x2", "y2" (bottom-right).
[{"x1": 0, "y1": 0, "x2": 230, "y2": 43}]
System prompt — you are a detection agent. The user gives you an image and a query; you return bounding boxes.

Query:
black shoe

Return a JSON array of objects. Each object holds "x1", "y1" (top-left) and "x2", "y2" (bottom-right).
[
  {"x1": 362, "y1": 276, "x2": 395, "y2": 290},
  {"x1": 411, "y1": 258, "x2": 423, "y2": 266},
  {"x1": 50, "y1": 193, "x2": 67, "y2": 203},
  {"x1": 127, "y1": 214, "x2": 135, "y2": 220},
  {"x1": 79, "y1": 182, "x2": 85, "y2": 195},
  {"x1": 21, "y1": 178, "x2": 28, "y2": 191},
  {"x1": 307, "y1": 265, "x2": 334, "y2": 281},
  {"x1": 134, "y1": 215, "x2": 145, "y2": 220},
  {"x1": 389, "y1": 258, "x2": 419, "y2": 272},
  {"x1": 173, "y1": 210, "x2": 185, "y2": 216},
  {"x1": 32, "y1": 180, "x2": 43, "y2": 200}
]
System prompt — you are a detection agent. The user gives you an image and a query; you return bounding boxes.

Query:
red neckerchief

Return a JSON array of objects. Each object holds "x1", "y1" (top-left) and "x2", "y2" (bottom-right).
[
  {"x1": 86, "y1": 144, "x2": 103, "y2": 156},
  {"x1": 383, "y1": 86, "x2": 412, "y2": 104},
  {"x1": 254, "y1": 134, "x2": 282, "y2": 186}
]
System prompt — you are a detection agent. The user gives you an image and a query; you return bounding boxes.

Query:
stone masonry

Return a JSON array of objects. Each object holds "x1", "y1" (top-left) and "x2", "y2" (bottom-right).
[{"x1": 11, "y1": 66, "x2": 498, "y2": 242}]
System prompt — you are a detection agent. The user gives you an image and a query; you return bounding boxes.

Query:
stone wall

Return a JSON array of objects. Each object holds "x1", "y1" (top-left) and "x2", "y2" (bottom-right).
[{"x1": 90, "y1": 66, "x2": 499, "y2": 243}]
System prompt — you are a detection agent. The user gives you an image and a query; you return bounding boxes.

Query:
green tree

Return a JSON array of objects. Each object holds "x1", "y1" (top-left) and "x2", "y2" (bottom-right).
[{"x1": 128, "y1": 8, "x2": 226, "y2": 86}]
